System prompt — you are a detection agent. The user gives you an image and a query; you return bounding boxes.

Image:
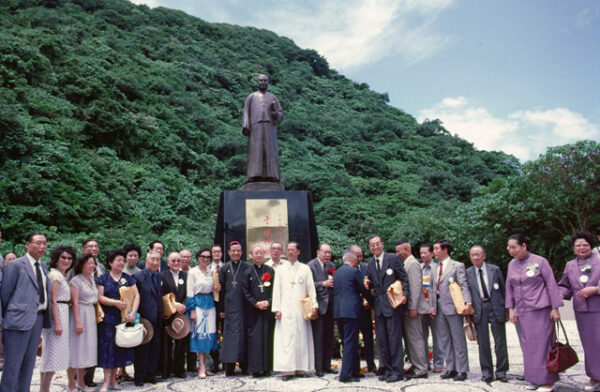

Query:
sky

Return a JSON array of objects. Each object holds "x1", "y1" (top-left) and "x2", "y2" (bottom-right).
[{"x1": 130, "y1": 0, "x2": 600, "y2": 161}]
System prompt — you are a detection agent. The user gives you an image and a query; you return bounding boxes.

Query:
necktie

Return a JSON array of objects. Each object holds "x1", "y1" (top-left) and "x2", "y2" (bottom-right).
[
  {"x1": 216, "y1": 263, "x2": 220, "y2": 273},
  {"x1": 151, "y1": 272, "x2": 158, "y2": 293},
  {"x1": 376, "y1": 258, "x2": 381, "y2": 274},
  {"x1": 35, "y1": 261, "x2": 45, "y2": 305},
  {"x1": 479, "y1": 268, "x2": 490, "y2": 300},
  {"x1": 436, "y1": 262, "x2": 443, "y2": 291}
]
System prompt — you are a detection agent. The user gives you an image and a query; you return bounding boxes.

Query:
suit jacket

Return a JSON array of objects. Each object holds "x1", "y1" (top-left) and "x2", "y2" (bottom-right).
[
  {"x1": 134, "y1": 269, "x2": 164, "y2": 324},
  {"x1": 308, "y1": 257, "x2": 336, "y2": 316},
  {"x1": 429, "y1": 258, "x2": 471, "y2": 316},
  {"x1": 366, "y1": 252, "x2": 410, "y2": 318},
  {"x1": 466, "y1": 263, "x2": 506, "y2": 324},
  {"x1": 1, "y1": 255, "x2": 51, "y2": 330},
  {"x1": 333, "y1": 264, "x2": 372, "y2": 319},
  {"x1": 558, "y1": 254, "x2": 600, "y2": 313},
  {"x1": 161, "y1": 270, "x2": 187, "y2": 304},
  {"x1": 403, "y1": 255, "x2": 425, "y2": 312}
]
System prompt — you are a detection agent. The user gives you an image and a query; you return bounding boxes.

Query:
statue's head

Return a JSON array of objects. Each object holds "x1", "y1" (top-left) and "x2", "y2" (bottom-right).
[{"x1": 257, "y1": 74, "x2": 269, "y2": 92}]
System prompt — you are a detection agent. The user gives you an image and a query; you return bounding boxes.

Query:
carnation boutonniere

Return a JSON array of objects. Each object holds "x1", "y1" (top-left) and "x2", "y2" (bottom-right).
[
  {"x1": 525, "y1": 263, "x2": 539, "y2": 277},
  {"x1": 328, "y1": 268, "x2": 335, "y2": 280},
  {"x1": 119, "y1": 277, "x2": 127, "y2": 286}
]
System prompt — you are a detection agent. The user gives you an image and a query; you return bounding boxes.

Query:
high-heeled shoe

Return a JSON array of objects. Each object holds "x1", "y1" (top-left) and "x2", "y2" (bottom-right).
[
  {"x1": 198, "y1": 371, "x2": 206, "y2": 379},
  {"x1": 536, "y1": 384, "x2": 555, "y2": 392}
]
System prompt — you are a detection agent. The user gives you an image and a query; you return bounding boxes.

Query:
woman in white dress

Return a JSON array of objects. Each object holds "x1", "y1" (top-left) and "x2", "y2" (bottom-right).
[
  {"x1": 187, "y1": 248, "x2": 219, "y2": 379},
  {"x1": 40, "y1": 245, "x2": 75, "y2": 392},
  {"x1": 67, "y1": 253, "x2": 99, "y2": 392}
]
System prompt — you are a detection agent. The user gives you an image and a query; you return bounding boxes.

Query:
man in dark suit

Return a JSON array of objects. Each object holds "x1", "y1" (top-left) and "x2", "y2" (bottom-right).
[
  {"x1": 0, "y1": 232, "x2": 51, "y2": 392},
  {"x1": 160, "y1": 251, "x2": 188, "y2": 378},
  {"x1": 365, "y1": 235, "x2": 410, "y2": 383},
  {"x1": 137, "y1": 240, "x2": 169, "y2": 272},
  {"x1": 308, "y1": 243, "x2": 337, "y2": 377},
  {"x1": 349, "y1": 244, "x2": 376, "y2": 373},
  {"x1": 133, "y1": 250, "x2": 164, "y2": 386},
  {"x1": 334, "y1": 252, "x2": 372, "y2": 383},
  {"x1": 465, "y1": 245, "x2": 509, "y2": 383}
]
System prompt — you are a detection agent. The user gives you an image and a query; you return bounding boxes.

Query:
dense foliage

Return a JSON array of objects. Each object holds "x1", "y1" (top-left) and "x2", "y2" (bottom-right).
[{"x1": 1, "y1": 1, "x2": 597, "y2": 273}]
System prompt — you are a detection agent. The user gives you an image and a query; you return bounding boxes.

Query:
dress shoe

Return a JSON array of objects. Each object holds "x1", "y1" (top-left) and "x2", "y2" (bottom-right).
[
  {"x1": 376, "y1": 367, "x2": 387, "y2": 376},
  {"x1": 282, "y1": 375, "x2": 294, "y2": 381},
  {"x1": 584, "y1": 383, "x2": 600, "y2": 391},
  {"x1": 525, "y1": 384, "x2": 538, "y2": 390},
  {"x1": 145, "y1": 377, "x2": 158, "y2": 384},
  {"x1": 339, "y1": 377, "x2": 360, "y2": 383},
  {"x1": 134, "y1": 381, "x2": 144, "y2": 387},
  {"x1": 440, "y1": 370, "x2": 457, "y2": 379},
  {"x1": 407, "y1": 372, "x2": 428, "y2": 379},
  {"x1": 385, "y1": 375, "x2": 403, "y2": 383},
  {"x1": 482, "y1": 376, "x2": 493, "y2": 383},
  {"x1": 85, "y1": 381, "x2": 98, "y2": 388},
  {"x1": 497, "y1": 376, "x2": 508, "y2": 383},
  {"x1": 324, "y1": 368, "x2": 338, "y2": 374},
  {"x1": 404, "y1": 365, "x2": 415, "y2": 373},
  {"x1": 378, "y1": 374, "x2": 389, "y2": 381},
  {"x1": 225, "y1": 371, "x2": 235, "y2": 377},
  {"x1": 453, "y1": 372, "x2": 467, "y2": 381},
  {"x1": 432, "y1": 367, "x2": 443, "y2": 373},
  {"x1": 316, "y1": 371, "x2": 324, "y2": 377},
  {"x1": 175, "y1": 373, "x2": 186, "y2": 379},
  {"x1": 367, "y1": 366, "x2": 377, "y2": 374},
  {"x1": 357, "y1": 373, "x2": 365, "y2": 378}
]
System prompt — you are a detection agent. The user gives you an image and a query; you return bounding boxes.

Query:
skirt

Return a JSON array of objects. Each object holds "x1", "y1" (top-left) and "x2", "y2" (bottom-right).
[
  {"x1": 40, "y1": 303, "x2": 70, "y2": 372},
  {"x1": 518, "y1": 307, "x2": 559, "y2": 385},
  {"x1": 575, "y1": 311, "x2": 600, "y2": 380},
  {"x1": 189, "y1": 294, "x2": 217, "y2": 354}
]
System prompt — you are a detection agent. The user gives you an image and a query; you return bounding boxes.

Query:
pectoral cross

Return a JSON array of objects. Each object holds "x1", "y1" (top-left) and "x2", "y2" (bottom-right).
[
  {"x1": 259, "y1": 283, "x2": 264, "y2": 293},
  {"x1": 232, "y1": 280, "x2": 238, "y2": 287}
]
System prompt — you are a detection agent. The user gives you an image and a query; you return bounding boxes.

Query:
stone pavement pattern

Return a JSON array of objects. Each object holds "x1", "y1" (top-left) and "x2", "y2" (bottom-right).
[{"x1": 6, "y1": 317, "x2": 587, "y2": 391}]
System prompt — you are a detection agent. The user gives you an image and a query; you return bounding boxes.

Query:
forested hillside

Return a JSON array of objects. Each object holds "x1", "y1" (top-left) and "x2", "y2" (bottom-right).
[{"x1": 2, "y1": 0, "x2": 597, "y2": 271}]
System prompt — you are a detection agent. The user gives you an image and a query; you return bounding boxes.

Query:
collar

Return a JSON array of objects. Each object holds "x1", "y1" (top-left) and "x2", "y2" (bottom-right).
[
  {"x1": 26, "y1": 252, "x2": 39, "y2": 266},
  {"x1": 478, "y1": 263, "x2": 487, "y2": 273},
  {"x1": 439, "y1": 257, "x2": 450, "y2": 266}
]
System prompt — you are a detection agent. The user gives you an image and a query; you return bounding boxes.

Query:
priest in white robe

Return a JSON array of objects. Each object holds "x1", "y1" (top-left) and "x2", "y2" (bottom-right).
[{"x1": 271, "y1": 241, "x2": 318, "y2": 381}]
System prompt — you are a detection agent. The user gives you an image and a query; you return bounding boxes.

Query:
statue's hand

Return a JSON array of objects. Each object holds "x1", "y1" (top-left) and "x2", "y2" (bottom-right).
[{"x1": 242, "y1": 127, "x2": 250, "y2": 136}]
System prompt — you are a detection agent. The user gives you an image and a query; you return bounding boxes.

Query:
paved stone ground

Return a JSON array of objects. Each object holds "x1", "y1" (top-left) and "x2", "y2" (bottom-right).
[{"x1": 7, "y1": 302, "x2": 590, "y2": 391}]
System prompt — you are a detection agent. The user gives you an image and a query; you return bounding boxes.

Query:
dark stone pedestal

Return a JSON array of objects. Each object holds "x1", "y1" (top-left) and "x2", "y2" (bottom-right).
[
  {"x1": 241, "y1": 182, "x2": 285, "y2": 191},
  {"x1": 214, "y1": 190, "x2": 319, "y2": 262}
]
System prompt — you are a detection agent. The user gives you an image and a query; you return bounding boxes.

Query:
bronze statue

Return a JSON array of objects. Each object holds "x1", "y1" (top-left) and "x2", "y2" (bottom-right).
[{"x1": 242, "y1": 74, "x2": 284, "y2": 189}]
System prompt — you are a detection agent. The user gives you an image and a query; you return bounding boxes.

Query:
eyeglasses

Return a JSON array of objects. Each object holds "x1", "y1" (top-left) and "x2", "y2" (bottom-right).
[
  {"x1": 199, "y1": 255, "x2": 211, "y2": 259},
  {"x1": 171, "y1": 259, "x2": 182, "y2": 263}
]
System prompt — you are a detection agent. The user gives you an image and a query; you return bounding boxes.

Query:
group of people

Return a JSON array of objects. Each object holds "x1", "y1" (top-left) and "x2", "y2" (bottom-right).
[{"x1": 0, "y1": 227, "x2": 599, "y2": 392}]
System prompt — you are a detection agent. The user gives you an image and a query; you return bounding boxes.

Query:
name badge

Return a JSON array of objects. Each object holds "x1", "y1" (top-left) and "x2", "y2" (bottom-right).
[
  {"x1": 386, "y1": 268, "x2": 393, "y2": 276},
  {"x1": 264, "y1": 281, "x2": 271, "y2": 287},
  {"x1": 178, "y1": 279, "x2": 184, "y2": 285},
  {"x1": 580, "y1": 275, "x2": 589, "y2": 284},
  {"x1": 493, "y1": 283, "x2": 499, "y2": 290}
]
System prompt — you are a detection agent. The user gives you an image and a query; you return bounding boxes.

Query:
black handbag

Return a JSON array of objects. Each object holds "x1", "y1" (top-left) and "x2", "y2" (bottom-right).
[{"x1": 546, "y1": 320, "x2": 578, "y2": 373}]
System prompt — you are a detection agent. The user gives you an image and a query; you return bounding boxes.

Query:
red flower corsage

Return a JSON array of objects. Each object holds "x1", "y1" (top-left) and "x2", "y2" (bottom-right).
[
  {"x1": 328, "y1": 268, "x2": 335, "y2": 275},
  {"x1": 262, "y1": 272, "x2": 272, "y2": 287}
]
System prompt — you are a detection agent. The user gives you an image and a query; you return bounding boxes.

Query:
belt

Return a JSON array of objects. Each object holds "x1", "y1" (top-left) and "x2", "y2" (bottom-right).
[
  {"x1": 196, "y1": 293, "x2": 212, "y2": 296},
  {"x1": 57, "y1": 300, "x2": 70, "y2": 304},
  {"x1": 481, "y1": 298, "x2": 490, "y2": 303}
]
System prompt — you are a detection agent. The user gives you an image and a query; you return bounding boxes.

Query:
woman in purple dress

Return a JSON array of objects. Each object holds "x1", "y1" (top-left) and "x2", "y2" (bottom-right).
[
  {"x1": 506, "y1": 234, "x2": 563, "y2": 392},
  {"x1": 558, "y1": 232, "x2": 600, "y2": 392}
]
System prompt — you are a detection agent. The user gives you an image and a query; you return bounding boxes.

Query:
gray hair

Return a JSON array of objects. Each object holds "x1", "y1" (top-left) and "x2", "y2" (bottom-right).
[{"x1": 343, "y1": 252, "x2": 357, "y2": 263}]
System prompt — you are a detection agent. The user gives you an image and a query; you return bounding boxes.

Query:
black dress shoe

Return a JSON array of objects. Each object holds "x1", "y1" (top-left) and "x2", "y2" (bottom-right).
[
  {"x1": 376, "y1": 367, "x2": 386, "y2": 376},
  {"x1": 357, "y1": 374, "x2": 365, "y2": 378},
  {"x1": 440, "y1": 370, "x2": 457, "y2": 379},
  {"x1": 134, "y1": 380, "x2": 145, "y2": 386},
  {"x1": 340, "y1": 377, "x2": 360, "y2": 383},
  {"x1": 407, "y1": 372, "x2": 428, "y2": 379},
  {"x1": 145, "y1": 377, "x2": 158, "y2": 384},
  {"x1": 453, "y1": 372, "x2": 467, "y2": 381},
  {"x1": 324, "y1": 368, "x2": 338, "y2": 374},
  {"x1": 482, "y1": 376, "x2": 493, "y2": 383},
  {"x1": 282, "y1": 375, "x2": 294, "y2": 381},
  {"x1": 225, "y1": 371, "x2": 236, "y2": 377},
  {"x1": 386, "y1": 375, "x2": 403, "y2": 383},
  {"x1": 85, "y1": 381, "x2": 97, "y2": 388},
  {"x1": 368, "y1": 366, "x2": 377, "y2": 374},
  {"x1": 316, "y1": 371, "x2": 324, "y2": 377},
  {"x1": 378, "y1": 374, "x2": 389, "y2": 381},
  {"x1": 497, "y1": 376, "x2": 508, "y2": 382}
]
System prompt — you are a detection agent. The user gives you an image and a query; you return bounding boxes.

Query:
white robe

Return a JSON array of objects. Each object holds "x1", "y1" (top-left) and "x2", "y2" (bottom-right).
[{"x1": 271, "y1": 261, "x2": 317, "y2": 372}]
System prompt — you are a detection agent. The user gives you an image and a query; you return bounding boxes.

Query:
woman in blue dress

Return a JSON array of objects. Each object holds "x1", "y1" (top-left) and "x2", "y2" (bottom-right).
[{"x1": 97, "y1": 249, "x2": 140, "y2": 391}]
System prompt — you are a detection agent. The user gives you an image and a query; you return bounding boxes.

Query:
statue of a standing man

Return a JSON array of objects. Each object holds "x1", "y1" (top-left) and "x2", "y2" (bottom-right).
[{"x1": 242, "y1": 74, "x2": 284, "y2": 186}]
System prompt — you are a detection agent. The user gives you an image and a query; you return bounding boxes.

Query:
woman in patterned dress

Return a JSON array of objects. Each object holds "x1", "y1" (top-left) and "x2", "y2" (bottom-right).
[
  {"x1": 97, "y1": 249, "x2": 140, "y2": 392},
  {"x1": 40, "y1": 245, "x2": 75, "y2": 392},
  {"x1": 67, "y1": 253, "x2": 99, "y2": 392},
  {"x1": 187, "y1": 248, "x2": 219, "y2": 378}
]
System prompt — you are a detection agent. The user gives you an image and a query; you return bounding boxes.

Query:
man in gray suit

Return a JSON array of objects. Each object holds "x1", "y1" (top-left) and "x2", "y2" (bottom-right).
[
  {"x1": 465, "y1": 245, "x2": 509, "y2": 383},
  {"x1": 0, "y1": 232, "x2": 50, "y2": 392},
  {"x1": 419, "y1": 243, "x2": 443, "y2": 372},
  {"x1": 395, "y1": 241, "x2": 428, "y2": 378},
  {"x1": 308, "y1": 243, "x2": 337, "y2": 376},
  {"x1": 429, "y1": 239, "x2": 472, "y2": 381}
]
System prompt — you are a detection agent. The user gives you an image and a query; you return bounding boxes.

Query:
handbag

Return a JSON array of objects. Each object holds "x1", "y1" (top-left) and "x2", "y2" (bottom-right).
[
  {"x1": 546, "y1": 320, "x2": 578, "y2": 373},
  {"x1": 94, "y1": 302, "x2": 104, "y2": 324},
  {"x1": 386, "y1": 280, "x2": 404, "y2": 308},
  {"x1": 449, "y1": 281, "x2": 474, "y2": 315},
  {"x1": 300, "y1": 293, "x2": 318, "y2": 320},
  {"x1": 162, "y1": 293, "x2": 178, "y2": 318},
  {"x1": 115, "y1": 322, "x2": 145, "y2": 348}
]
